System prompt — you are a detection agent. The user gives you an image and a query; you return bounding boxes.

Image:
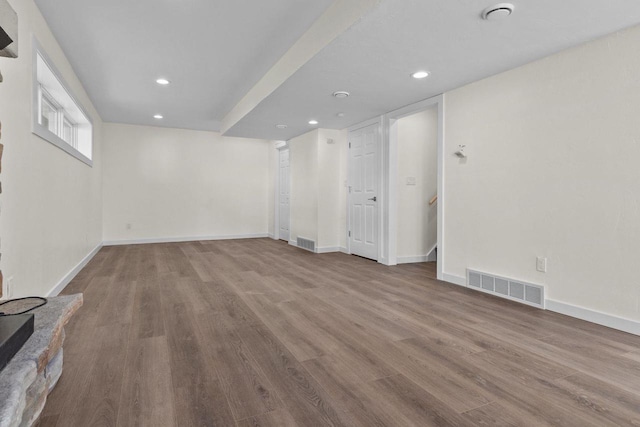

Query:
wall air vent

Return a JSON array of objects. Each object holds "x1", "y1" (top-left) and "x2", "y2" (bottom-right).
[
  {"x1": 296, "y1": 237, "x2": 316, "y2": 253},
  {"x1": 467, "y1": 269, "x2": 545, "y2": 309}
]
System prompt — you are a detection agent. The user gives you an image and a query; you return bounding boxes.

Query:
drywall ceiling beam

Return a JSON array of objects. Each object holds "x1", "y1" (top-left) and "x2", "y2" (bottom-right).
[{"x1": 220, "y1": 0, "x2": 380, "y2": 135}]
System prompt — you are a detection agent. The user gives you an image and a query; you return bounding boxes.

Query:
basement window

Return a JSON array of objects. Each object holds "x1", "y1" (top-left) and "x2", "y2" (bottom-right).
[{"x1": 32, "y1": 39, "x2": 93, "y2": 166}]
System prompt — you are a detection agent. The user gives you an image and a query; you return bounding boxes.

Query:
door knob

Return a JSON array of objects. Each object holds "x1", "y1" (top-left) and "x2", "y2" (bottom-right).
[{"x1": 368, "y1": 196, "x2": 377, "y2": 202}]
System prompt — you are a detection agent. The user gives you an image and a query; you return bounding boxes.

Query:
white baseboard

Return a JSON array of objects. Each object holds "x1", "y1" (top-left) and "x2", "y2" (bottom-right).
[
  {"x1": 47, "y1": 243, "x2": 103, "y2": 297},
  {"x1": 268, "y1": 233, "x2": 275, "y2": 239},
  {"x1": 397, "y1": 255, "x2": 430, "y2": 264},
  {"x1": 339, "y1": 246, "x2": 349, "y2": 254},
  {"x1": 288, "y1": 240, "x2": 344, "y2": 254},
  {"x1": 546, "y1": 299, "x2": 640, "y2": 336},
  {"x1": 317, "y1": 246, "x2": 341, "y2": 254},
  {"x1": 442, "y1": 273, "x2": 466, "y2": 287},
  {"x1": 103, "y1": 233, "x2": 269, "y2": 246}
]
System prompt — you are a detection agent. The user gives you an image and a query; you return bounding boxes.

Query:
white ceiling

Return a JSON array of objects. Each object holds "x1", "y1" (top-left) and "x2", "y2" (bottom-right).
[
  {"x1": 33, "y1": 0, "x2": 333, "y2": 131},
  {"x1": 225, "y1": 0, "x2": 640, "y2": 140},
  {"x1": 36, "y1": 0, "x2": 640, "y2": 140}
]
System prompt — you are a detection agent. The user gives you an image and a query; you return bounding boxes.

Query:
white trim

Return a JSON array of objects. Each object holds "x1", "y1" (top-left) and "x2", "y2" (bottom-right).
[
  {"x1": 286, "y1": 240, "x2": 345, "y2": 254},
  {"x1": 383, "y1": 94, "x2": 445, "y2": 280},
  {"x1": 47, "y1": 243, "x2": 103, "y2": 297},
  {"x1": 103, "y1": 233, "x2": 269, "y2": 246},
  {"x1": 347, "y1": 116, "x2": 384, "y2": 133},
  {"x1": 442, "y1": 273, "x2": 466, "y2": 287},
  {"x1": 546, "y1": 300, "x2": 640, "y2": 336},
  {"x1": 31, "y1": 36, "x2": 94, "y2": 167},
  {"x1": 397, "y1": 255, "x2": 430, "y2": 264},
  {"x1": 382, "y1": 116, "x2": 397, "y2": 266},
  {"x1": 268, "y1": 233, "x2": 275, "y2": 239},
  {"x1": 397, "y1": 244, "x2": 437, "y2": 264},
  {"x1": 274, "y1": 142, "x2": 290, "y2": 242},
  {"x1": 317, "y1": 246, "x2": 341, "y2": 254}
]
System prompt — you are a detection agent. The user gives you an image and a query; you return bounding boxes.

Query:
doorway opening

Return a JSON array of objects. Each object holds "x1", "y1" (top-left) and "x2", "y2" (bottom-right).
[
  {"x1": 395, "y1": 107, "x2": 438, "y2": 266},
  {"x1": 386, "y1": 95, "x2": 445, "y2": 280}
]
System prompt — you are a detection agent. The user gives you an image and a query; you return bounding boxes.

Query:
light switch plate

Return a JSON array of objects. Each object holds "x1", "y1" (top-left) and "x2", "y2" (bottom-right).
[{"x1": 406, "y1": 177, "x2": 416, "y2": 186}]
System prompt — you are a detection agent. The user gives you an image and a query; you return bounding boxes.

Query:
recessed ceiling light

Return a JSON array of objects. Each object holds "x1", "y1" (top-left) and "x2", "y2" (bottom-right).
[
  {"x1": 156, "y1": 78, "x2": 170, "y2": 85},
  {"x1": 337, "y1": 112, "x2": 346, "y2": 118},
  {"x1": 333, "y1": 91, "x2": 350, "y2": 98},
  {"x1": 411, "y1": 71, "x2": 430, "y2": 79},
  {"x1": 482, "y1": 3, "x2": 514, "y2": 20},
  {"x1": 275, "y1": 124, "x2": 288, "y2": 129},
  {"x1": 154, "y1": 114, "x2": 163, "y2": 119},
  {"x1": 308, "y1": 120, "x2": 319, "y2": 125}
]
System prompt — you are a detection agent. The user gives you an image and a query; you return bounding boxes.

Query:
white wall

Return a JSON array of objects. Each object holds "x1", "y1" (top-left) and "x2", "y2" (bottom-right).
[
  {"x1": 289, "y1": 130, "x2": 319, "y2": 243},
  {"x1": 102, "y1": 123, "x2": 270, "y2": 242},
  {"x1": 318, "y1": 128, "x2": 348, "y2": 250},
  {"x1": 287, "y1": 128, "x2": 347, "y2": 250},
  {"x1": 397, "y1": 109, "x2": 438, "y2": 259},
  {"x1": 444, "y1": 25, "x2": 640, "y2": 322},
  {"x1": 0, "y1": 0, "x2": 103, "y2": 297}
]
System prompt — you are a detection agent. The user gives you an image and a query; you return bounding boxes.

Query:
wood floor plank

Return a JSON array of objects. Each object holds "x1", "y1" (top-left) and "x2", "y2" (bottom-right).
[
  {"x1": 117, "y1": 336, "x2": 176, "y2": 427},
  {"x1": 233, "y1": 323, "x2": 349, "y2": 426},
  {"x1": 552, "y1": 373, "x2": 640, "y2": 426},
  {"x1": 357, "y1": 374, "x2": 475, "y2": 427},
  {"x1": 462, "y1": 401, "x2": 545, "y2": 427},
  {"x1": 302, "y1": 356, "x2": 393, "y2": 427},
  {"x1": 236, "y1": 409, "x2": 298, "y2": 427},
  {"x1": 197, "y1": 312, "x2": 282, "y2": 421},
  {"x1": 396, "y1": 336, "x2": 604, "y2": 427},
  {"x1": 132, "y1": 278, "x2": 165, "y2": 339},
  {"x1": 63, "y1": 323, "x2": 131, "y2": 427},
  {"x1": 35, "y1": 414, "x2": 59, "y2": 427},
  {"x1": 41, "y1": 239, "x2": 640, "y2": 427}
]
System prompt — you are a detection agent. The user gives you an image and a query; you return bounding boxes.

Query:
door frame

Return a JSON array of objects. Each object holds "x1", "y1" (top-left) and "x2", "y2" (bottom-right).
[
  {"x1": 273, "y1": 141, "x2": 290, "y2": 242},
  {"x1": 384, "y1": 94, "x2": 445, "y2": 280},
  {"x1": 346, "y1": 117, "x2": 384, "y2": 262}
]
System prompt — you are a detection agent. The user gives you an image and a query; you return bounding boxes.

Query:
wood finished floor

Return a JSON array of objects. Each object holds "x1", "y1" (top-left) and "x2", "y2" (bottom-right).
[{"x1": 37, "y1": 239, "x2": 640, "y2": 427}]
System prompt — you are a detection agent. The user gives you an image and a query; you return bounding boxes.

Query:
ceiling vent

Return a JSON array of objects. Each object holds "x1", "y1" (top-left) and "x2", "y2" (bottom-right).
[{"x1": 482, "y1": 3, "x2": 514, "y2": 21}]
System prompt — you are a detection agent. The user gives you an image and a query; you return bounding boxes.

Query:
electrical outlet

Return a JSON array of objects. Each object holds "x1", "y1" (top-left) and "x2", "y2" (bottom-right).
[
  {"x1": 126, "y1": 223, "x2": 132, "y2": 230},
  {"x1": 406, "y1": 177, "x2": 416, "y2": 186},
  {"x1": 6, "y1": 276, "x2": 13, "y2": 298},
  {"x1": 536, "y1": 257, "x2": 547, "y2": 273}
]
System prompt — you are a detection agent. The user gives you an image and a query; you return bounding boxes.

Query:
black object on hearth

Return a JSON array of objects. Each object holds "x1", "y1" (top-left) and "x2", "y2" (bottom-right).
[
  {"x1": 0, "y1": 314, "x2": 34, "y2": 372},
  {"x1": 0, "y1": 26, "x2": 12, "y2": 51}
]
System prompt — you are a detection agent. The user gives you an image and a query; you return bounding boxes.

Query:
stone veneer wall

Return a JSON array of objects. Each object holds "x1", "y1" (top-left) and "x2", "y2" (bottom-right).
[{"x1": 0, "y1": 294, "x2": 83, "y2": 427}]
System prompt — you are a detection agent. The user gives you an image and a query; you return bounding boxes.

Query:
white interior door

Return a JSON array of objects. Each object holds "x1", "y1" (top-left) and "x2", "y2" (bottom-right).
[
  {"x1": 349, "y1": 123, "x2": 379, "y2": 260},
  {"x1": 279, "y1": 148, "x2": 290, "y2": 242}
]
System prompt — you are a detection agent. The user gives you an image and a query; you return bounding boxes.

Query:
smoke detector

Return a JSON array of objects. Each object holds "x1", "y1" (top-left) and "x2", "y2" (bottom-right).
[
  {"x1": 275, "y1": 124, "x2": 287, "y2": 129},
  {"x1": 482, "y1": 3, "x2": 514, "y2": 20},
  {"x1": 332, "y1": 91, "x2": 350, "y2": 99}
]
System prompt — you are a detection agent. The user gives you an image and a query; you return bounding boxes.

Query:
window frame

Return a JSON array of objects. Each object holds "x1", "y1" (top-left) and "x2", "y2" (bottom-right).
[{"x1": 32, "y1": 37, "x2": 93, "y2": 167}]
